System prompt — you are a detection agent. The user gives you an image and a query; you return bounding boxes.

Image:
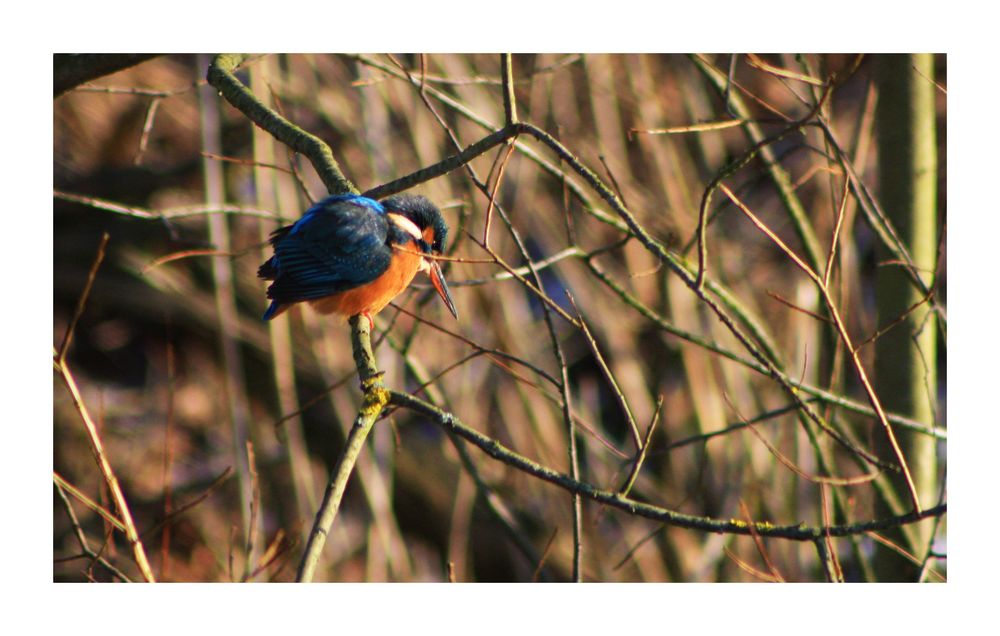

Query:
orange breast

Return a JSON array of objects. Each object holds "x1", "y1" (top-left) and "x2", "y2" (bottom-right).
[{"x1": 308, "y1": 247, "x2": 424, "y2": 318}]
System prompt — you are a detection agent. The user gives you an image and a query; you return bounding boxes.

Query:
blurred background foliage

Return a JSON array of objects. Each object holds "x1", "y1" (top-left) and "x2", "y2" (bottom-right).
[{"x1": 53, "y1": 53, "x2": 946, "y2": 582}]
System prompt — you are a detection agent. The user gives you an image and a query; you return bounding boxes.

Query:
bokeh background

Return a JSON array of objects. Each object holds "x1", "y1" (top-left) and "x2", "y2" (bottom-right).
[{"x1": 53, "y1": 53, "x2": 946, "y2": 582}]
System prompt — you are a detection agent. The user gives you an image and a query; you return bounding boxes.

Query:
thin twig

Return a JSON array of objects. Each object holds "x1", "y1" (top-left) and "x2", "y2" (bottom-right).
[
  {"x1": 74, "y1": 82, "x2": 199, "y2": 97},
  {"x1": 866, "y1": 531, "x2": 946, "y2": 582},
  {"x1": 53, "y1": 472, "x2": 126, "y2": 533},
  {"x1": 745, "y1": 53, "x2": 824, "y2": 86},
  {"x1": 824, "y1": 176, "x2": 852, "y2": 289},
  {"x1": 201, "y1": 151, "x2": 297, "y2": 176},
  {"x1": 630, "y1": 119, "x2": 745, "y2": 136},
  {"x1": 55, "y1": 190, "x2": 277, "y2": 220},
  {"x1": 568, "y1": 293, "x2": 642, "y2": 450},
  {"x1": 351, "y1": 54, "x2": 580, "y2": 88},
  {"x1": 618, "y1": 396, "x2": 662, "y2": 496},
  {"x1": 134, "y1": 97, "x2": 161, "y2": 165},
  {"x1": 58, "y1": 233, "x2": 108, "y2": 362},
  {"x1": 532, "y1": 528, "x2": 559, "y2": 582},
  {"x1": 140, "y1": 467, "x2": 233, "y2": 539},
  {"x1": 446, "y1": 246, "x2": 583, "y2": 287},
  {"x1": 739, "y1": 500, "x2": 785, "y2": 582},
  {"x1": 483, "y1": 142, "x2": 517, "y2": 247}
]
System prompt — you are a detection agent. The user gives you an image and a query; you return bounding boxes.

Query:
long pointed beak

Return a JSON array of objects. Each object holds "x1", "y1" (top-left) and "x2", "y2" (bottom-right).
[{"x1": 428, "y1": 259, "x2": 458, "y2": 319}]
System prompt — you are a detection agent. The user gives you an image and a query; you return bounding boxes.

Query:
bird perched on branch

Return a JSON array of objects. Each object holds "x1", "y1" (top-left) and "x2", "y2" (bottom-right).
[{"x1": 258, "y1": 193, "x2": 458, "y2": 327}]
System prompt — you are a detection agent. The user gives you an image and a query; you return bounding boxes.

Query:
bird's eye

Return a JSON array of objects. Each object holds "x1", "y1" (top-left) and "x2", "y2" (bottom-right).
[{"x1": 416, "y1": 239, "x2": 432, "y2": 253}]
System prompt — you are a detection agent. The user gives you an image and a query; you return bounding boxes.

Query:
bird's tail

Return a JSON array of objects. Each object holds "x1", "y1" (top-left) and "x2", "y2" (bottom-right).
[
  {"x1": 262, "y1": 301, "x2": 286, "y2": 321},
  {"x1": 258, "y1": 256, "x2": 278, "y2": 280}
]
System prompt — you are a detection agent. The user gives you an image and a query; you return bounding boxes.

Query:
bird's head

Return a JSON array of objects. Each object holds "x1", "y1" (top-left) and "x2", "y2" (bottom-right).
[
  {"x1": 381, "y1": 194, "x2": 458, "y2": 319},
  {"x1": 381, "y1": 194, "x2": 449, "y2": 254}
]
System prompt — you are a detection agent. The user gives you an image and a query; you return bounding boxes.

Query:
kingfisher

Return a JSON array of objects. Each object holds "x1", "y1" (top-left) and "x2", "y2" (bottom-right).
[{"x1": 258, "y1": 193, "x2": 458, "y2": 327}]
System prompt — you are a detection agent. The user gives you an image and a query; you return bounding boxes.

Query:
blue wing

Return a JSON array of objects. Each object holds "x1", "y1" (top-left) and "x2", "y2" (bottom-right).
[{"x1": 258, "y1": 195, "x2": 392, "y2": 319}]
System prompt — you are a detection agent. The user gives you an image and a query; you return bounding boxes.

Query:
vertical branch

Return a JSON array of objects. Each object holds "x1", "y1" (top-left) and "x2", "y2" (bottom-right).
[
  {"x1": 499, "y1": 62, "x2": 582, "y2": 577},
  {"x1": 553, "y1": 320, "x2": 583, "y2": 582},
  {"x1": 297, "y1": 316, "x2": 389, "y2": 582},
  {"x1": 814, "y1": 537, "x2": 843, "y2": 583},
  {"x1": 817, "y1": 483, "x2": 844, "y2": 582},
  {"x1": 501, "y1": 53, "x2": 518, "y2": 125},
  {"x1": 243, "y1": 440, "x2": 261, "y2": 581},
  {"x1": 249, "y1": 56, "x2": 317, "y2": 526},
  {"x1": 197, "y1": 54, "x2": 255, "y2": 571},
  {"x1": 492, "y1": 91, "x2": 584, "y2": 580},
  {"x1": 873, "y1": 53, "x2": 940, "y2": 579},
  {"x1": 159, "y1": 333, "x2": 176, "y2": 579}
]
